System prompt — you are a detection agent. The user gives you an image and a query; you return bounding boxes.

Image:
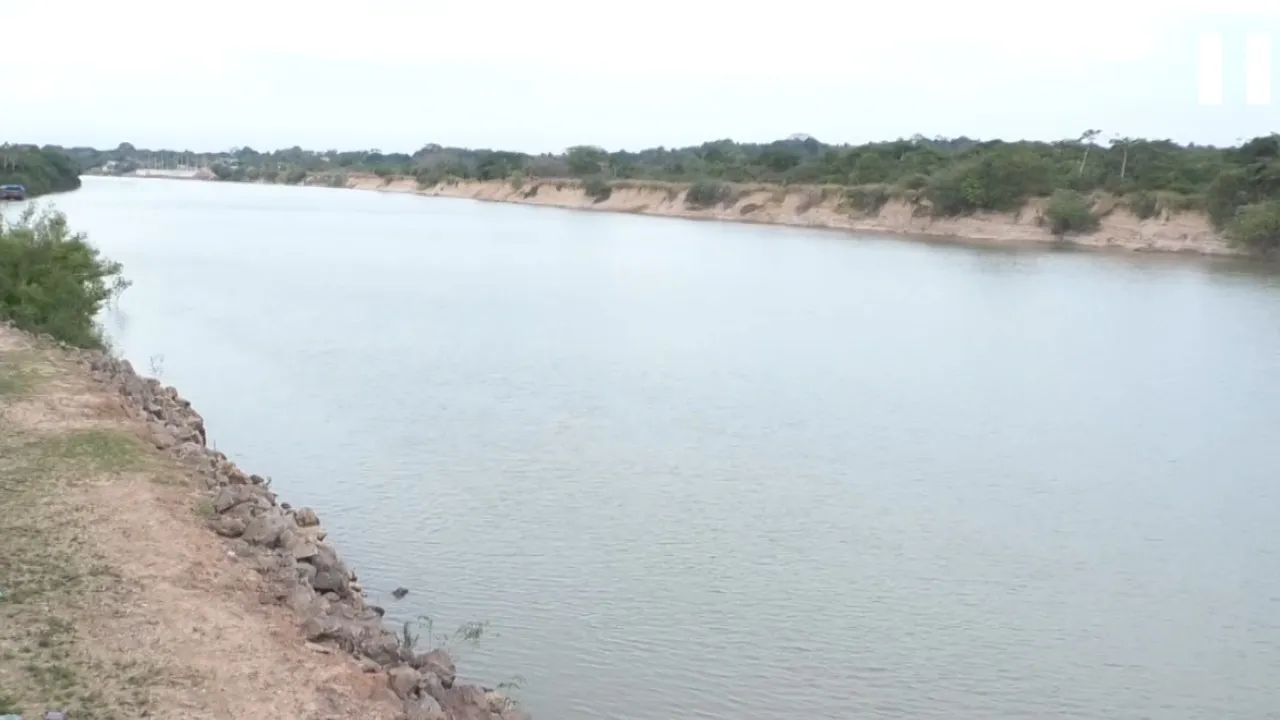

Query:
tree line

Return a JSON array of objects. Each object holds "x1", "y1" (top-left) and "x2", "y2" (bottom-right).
[
  {"x1": 50, "y1": 133, "x2": 1280, "y2": 251},
  {"x1": 0, "y1": 144, "x2": 82, "y2": 197}
]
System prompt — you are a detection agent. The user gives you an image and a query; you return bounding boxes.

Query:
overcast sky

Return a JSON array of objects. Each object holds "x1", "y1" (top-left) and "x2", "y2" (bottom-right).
[{"x1": 3, "y1": 0, "x2": 1278, "y2": 153}]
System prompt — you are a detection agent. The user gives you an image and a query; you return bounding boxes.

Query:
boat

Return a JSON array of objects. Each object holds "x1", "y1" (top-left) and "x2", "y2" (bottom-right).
[{"x1": 0, "y1": 183, "x2": 26, "y2": 200}]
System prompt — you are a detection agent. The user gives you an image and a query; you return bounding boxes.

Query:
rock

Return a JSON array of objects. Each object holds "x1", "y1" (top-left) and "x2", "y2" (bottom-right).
[
  {"x1": 419, "y1": 649, "x2": 455, "y2": 688},
  {"x1": 290, "y1": 539, "x2": 320, "y2": 561},
  {"x1": 392, "y1": 587, "x2": 409, "y2": 600},
  {"x1": 388, "y1": 665, "x2": 421, "y2": 700},
  {"x1": 295, "y1": 561, "x2": 318, "y2": 586},
  {"x1": 294, "y1": 507, "x2": 320, "y2": 527},
  {"x1": 418, "y1": 671, "x2": 444, "y2": 700},
  {"x1": 148, "y1": 421, "x2": 177, "y2": 449},
  {"x1": 291, "y1": 524, "x2": 327, "y2": 544},
  {"x1": 403, "y1": 695, "x2": 447, "y2": 720},
  {"x1": 241, "y1": 513, "x2": 291, "y2": 547},
  {"x1": 212, "y1": 485, "x2": 263, "y2": 514},
  {"x1": 486, "y1": 690, "x2": 513, "y2": 714},
  {"x1": 211, "y1": 516, "x2": 246, "y2": 538},
  {"x1": 312, "y1": 568, "x2": 348, "y2": 593},
  {"x1": 286, "y1": 584, "x2": 320, "y2": 615},
  {"x1": 369, "y1": 604, "x2": 386, "y2": 617},
  {"x1": 426, "y1": 684, "x2": 491, "y2": 720},
  {"x1": 305, "y1": 542, "x2": 347, "y2": 577},
  {"x1": 354, "y1": 626, "x2": 402, "y2": 665},
  {"x1": 173, "y1": 441, "x2": 206, "y2": 464},
  {"x1": 359, "y1": 657, "x2": 382, "y2": 673},
  {"x1": 302, "y1": 616, "x2": 340, "y2": 642}
]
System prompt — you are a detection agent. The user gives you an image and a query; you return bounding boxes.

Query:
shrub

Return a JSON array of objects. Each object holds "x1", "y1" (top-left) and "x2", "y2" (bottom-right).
[
  {"x1": 283, "y1": 168, "x2": 308, "y2": 185},
  {"x1": 0, "y1": 207, "x2": 130, "y2": 348},
  {"x1": 1043, "y1": 189, "x2": 1101, "y2": 236},
  {"x1": 925, "y1": 151, "x2": 1052, "y2": 216},
  {"x1": 582, "y1": 176, "x2": 612, "y2": 202},
  {"x1": 1126, "y1": 190, "x2": 1159, "y2": 220},
  {"x1": 1228, "y1": 201, "x2": 1280, "y2": 251},
  {"x1": 685, "y1": 180, "x2": 731, "y2": 208},
  {"x1": 841, "y1": 184, "x2": 892, "y2": 215}
]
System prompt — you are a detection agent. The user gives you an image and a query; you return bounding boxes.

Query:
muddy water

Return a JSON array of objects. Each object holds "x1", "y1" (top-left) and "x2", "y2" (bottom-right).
[{"x1": 34, "y1": 177, "x2": 1280, "y2": 719}]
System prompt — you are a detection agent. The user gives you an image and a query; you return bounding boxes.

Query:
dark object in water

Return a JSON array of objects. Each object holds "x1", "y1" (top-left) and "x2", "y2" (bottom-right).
[{"x1": 391, "y1": 587, "x2": 409, "y2": 600}]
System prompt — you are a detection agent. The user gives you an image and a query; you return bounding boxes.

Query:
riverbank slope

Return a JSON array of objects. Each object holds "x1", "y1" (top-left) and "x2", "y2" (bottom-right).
[
  {"x1": 0, "y1": 324, "x2": 520, "y2": 720},
  {"x1": 340, "y1": 174, "x2": 1235, "y2": 256}
]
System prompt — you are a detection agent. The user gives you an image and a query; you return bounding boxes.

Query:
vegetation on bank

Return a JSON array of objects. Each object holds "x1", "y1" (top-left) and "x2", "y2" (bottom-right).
[
  {"x1": 56, "y1": 133, "x2": 1280, "y2": 251},
  {"x1": 0, "y1": 144, "x2": 82, "y2": 197},
  {"x1": 0, "y1": 207, "x2": 130, "y2": 349}
]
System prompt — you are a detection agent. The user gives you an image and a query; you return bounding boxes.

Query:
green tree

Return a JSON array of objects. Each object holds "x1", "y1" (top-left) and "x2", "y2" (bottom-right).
[
  {"x1": 565, "y1": 146, "x2": 609, "y2": 177},
  {"x1": 0, "y1": 207, "x2": 130, "y2": 348}
]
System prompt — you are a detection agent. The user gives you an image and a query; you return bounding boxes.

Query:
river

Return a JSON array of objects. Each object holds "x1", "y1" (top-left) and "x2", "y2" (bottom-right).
[{"x1": 24, "y1": 176, "x2": 1280, "y2": 719}]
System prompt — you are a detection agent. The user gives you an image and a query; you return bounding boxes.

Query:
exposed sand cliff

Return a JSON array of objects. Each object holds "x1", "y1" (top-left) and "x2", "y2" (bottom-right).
[{"x1": 341, "y1": 174, "x2": 1235, "y2": 256}]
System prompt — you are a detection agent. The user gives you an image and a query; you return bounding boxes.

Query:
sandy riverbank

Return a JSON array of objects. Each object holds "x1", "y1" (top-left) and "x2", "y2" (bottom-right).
[
  {"x1": 335, "y1": 174, "x2": 1237, "y2": 257},
  {"x1": 0, "y1": 324, "x2": 522, "y2": 720}
]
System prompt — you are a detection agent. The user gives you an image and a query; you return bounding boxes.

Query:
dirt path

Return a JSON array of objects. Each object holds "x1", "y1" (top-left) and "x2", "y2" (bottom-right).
[{"x1": 0, "y1": 326, "x2": 401, "y2": 719}]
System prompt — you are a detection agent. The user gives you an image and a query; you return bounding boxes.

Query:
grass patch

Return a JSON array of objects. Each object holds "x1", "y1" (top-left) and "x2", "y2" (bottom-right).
[
  {"x1": 22, "y1": 429, "x2": 148, "y2": 476},
  {"x1": 0, "y1": 418, "x2": 160, "y2": 717},
  {"x1": 194, "y1": 496, "x2": 216, "y2": 520},
  {"x1": 0, "y1": 365, "x2": 35, "y2": 396}
]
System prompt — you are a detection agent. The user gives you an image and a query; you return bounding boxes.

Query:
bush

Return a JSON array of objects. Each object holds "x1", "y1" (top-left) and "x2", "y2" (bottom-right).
[
  {"x1": 1042, "y1": 189, "x2": 1101, "y2": 236},
  {"x1": 283, "y1": 168, "x2": 308, "y2": 185},
  {"x1": 925, "y1": 151, "x2": 1053, "y2": 216},
  {"x1": 582, "y1": 176, "x2": 612, "y2": 202},
  {"x1": 841, "y1": 184, "x2": 892, "y2": 214},
  {"x1": 1126, "y1": 190, "x2": 1159, "y2": 220},
  {"x1": 1228, "y1": 201, "x2": 1280, "y2": 251},
  {"x1": 685, "y1": 180, "x2": 732, "y2": 208},
  {"x1": 0, "y1": 207, "x2": 129, "y2": 348}
]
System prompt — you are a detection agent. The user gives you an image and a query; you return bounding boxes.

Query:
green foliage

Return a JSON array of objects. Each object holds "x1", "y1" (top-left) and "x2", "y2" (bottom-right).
[
  {"x1": 1042, "y1": 189, "x2": 1101, "y2": 236},
  {"x1": 1227, "y1": 201, "x2": 1280, "y2": 251},
  {"x1": 0, "y1": 145, "x2": 81, "y2": 197},
  {"x1": 841, "y1": 184, "x2": 892, "y2": 214},
  {"x1": 925, "y1": 149, "x2": 1053, "y2": 215},
  {"x1": 582, "y1": 176, "x2": 612, "y2": 203},
  {"x1": 685, "y1": 180, "x2": 732, "y2": 208},
  {"x1": 566, "y1": 146, "x2": 609, "y2": 177},
  {"x1": 44, "y1": 132, "x2": 1280, "y2": 232},
  {"x1": 1126, "y1": 190, "x2": 1159, "y2": 220},
  {"x1": 282, "y1": 168, "x2": 308, "y2": 185},
  {"x1": 0, "y1": 207, "x2": 129, "y2": 348}
]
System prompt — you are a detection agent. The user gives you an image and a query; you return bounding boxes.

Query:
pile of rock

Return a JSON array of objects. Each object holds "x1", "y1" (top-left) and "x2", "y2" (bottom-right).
[{"x1": 78, "y1": 349, "x2": 525, "y2": 720}]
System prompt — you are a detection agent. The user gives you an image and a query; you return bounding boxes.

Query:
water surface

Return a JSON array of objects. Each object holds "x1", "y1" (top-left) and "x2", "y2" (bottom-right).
[{"x1": 31, "y1": 177, "x2": 1280, "y2": 719}]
